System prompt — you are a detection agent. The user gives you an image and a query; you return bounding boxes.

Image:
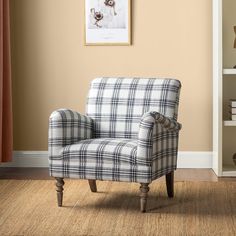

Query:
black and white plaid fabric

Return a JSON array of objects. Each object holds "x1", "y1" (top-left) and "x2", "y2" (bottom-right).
[
  {"x1": 87, "y1": 78, "x2": 180, "y2": 139},
  {"x1": 49, "y1": 78, "x2": 181, "y2": 183}
]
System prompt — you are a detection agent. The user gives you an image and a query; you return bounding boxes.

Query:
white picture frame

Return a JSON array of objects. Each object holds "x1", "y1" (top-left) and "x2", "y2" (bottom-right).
[{"x1": 84, "y1": 0, "x2": 131, "y2": 45}]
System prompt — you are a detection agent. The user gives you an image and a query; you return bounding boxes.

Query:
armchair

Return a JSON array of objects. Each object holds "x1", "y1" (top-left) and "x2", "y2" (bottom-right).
[{"x1": 49, "y1": 77, "x2": 182, "y2": 212}]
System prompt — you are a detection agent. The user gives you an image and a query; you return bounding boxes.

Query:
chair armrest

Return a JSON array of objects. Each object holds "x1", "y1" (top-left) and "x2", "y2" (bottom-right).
[
  {"x1": 140, "y1": 111, "x2": 181, "y2": 132},
  {"x1": 137, "y1": 111, "x2": 182, "y2": 163},
  {"x1": 48, "y1": 109, "x2": 93, "y2": 159}
]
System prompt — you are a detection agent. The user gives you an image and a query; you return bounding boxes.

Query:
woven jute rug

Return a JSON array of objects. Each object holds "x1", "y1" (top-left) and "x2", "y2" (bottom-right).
[{"x1": 0, "y1": 180, "x2": 235, "y2": 236}]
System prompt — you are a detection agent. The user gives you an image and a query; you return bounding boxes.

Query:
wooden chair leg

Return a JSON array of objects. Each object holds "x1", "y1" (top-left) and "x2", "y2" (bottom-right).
[
  {"x1": 88, "y1": 180, "x2": 97, "y2": 192},
  {"x1": 140, "y1": 183, "x2": 150, "y2": 213},
  {"x1": 166, "y1": 171, "x2": 174, "y2": 198},
  {"x1": 55, "y1": 177, "x2": 64, "y2": 207}
]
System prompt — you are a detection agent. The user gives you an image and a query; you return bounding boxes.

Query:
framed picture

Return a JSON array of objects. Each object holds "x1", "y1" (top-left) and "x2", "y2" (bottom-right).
[{"x1": 84, "y1": 0, "x2": 131, "y2": 45}]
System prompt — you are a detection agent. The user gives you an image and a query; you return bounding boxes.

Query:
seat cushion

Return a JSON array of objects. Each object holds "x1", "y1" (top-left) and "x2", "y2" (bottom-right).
[
  {"x1": 63, "y1": 138, "x2": 138, "y2": 164},
  {"x1": 55, "y1": 138, "x2": 151, "y2": 183}
]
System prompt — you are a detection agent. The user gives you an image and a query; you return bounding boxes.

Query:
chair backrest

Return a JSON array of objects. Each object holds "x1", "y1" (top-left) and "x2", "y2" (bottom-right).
[{"x1": 86, "y1": 77, "x2": 181, "y2": 139}]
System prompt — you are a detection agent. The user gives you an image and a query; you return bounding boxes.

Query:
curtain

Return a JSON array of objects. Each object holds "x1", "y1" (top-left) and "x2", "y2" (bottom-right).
[{"x1": 0, "y1": 0, "x2": 12, "y2": 162}]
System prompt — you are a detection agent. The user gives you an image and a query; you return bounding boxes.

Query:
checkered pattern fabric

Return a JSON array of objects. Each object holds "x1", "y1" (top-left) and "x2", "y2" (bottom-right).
[
  {"x1": 48, "y1": 109, "x2": 93, "y2": 160},
  {"x1": 49, "y1": 77, "x2": 181, "y2": 183},
  {"x1": 55, "y1": 138, "x2": 151, "y2": 183},
  {"x1": 137, "y1": 111, "x2": 181, "y2": 180},
  {"x1": 87, "y1": 78, "x2": 180, "y2": 139}
]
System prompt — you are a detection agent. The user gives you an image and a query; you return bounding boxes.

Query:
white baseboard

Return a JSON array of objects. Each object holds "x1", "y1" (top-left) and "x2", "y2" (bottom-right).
[
  {"x1": 0, "y1": 151, "x2": 49, "y2": 167},
  {"x1": 0, "y1": 151, "x2": 213, "y2": 168},
  {"x1": 177, "y1": 152, "x2": 212, "y2": 168}
]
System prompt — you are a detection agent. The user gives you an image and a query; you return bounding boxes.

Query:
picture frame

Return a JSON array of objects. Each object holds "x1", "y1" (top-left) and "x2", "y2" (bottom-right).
[{"x1": 84, "y1": 0, "x2": 131, "y2": 45}]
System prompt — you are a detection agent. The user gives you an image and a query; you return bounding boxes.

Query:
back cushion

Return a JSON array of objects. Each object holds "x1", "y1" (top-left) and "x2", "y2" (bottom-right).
[{"x1": 86, "y1": 77, "x2": 181, "y2": 139}]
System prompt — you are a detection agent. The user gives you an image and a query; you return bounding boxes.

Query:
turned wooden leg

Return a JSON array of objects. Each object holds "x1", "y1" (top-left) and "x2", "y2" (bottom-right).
[
  {"x1": 140, "y1": 183, "x2": 150, "y2": 213},
  {"x1": 55, "y1": 177, "x2": 64, "y2": 207},
  {"x1": 166, "y1": 171, "x2": 174, "y2": 198},
  {"x1": 88, "y1": 180, "x2": 97, "y2": 192}
]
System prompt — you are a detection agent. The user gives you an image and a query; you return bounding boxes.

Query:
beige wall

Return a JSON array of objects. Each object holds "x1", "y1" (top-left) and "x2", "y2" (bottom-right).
[{"x1": 10, "y1": 0, "x2": 212, "y2": 151}]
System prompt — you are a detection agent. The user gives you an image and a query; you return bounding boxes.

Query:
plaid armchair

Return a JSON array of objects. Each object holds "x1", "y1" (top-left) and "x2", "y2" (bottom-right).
[{"x1": 49, "y1": 77, "x2": 182, "y2": 212}]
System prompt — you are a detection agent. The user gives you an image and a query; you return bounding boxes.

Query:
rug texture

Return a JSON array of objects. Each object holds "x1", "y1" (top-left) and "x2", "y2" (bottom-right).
[{"x1": 0, "y1": 180, "x2": 235, "y2": 236}]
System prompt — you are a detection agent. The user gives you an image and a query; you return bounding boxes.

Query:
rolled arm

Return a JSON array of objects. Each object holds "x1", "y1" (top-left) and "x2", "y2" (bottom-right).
[
  {"x1": 140, "y1": 111, "x2": 182, "y2": 132},
  {"x1": 137, "y1": 111, "x2": 182, "y2": 163},
  {"x1": 48, "y1": 109, "x2": 93, "y2": 159}
]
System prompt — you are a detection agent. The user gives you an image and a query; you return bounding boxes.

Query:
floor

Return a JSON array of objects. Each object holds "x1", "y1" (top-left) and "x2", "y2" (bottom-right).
[
  {"x1": 0, "y1": 167, "x2": 235, "y2": 182},
  {"x1": 0, "y1": 168, "x2": 235, "y2": 236},
  {"x1": 0, "y1": 178, "x2": 235, "y2": 235}
]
